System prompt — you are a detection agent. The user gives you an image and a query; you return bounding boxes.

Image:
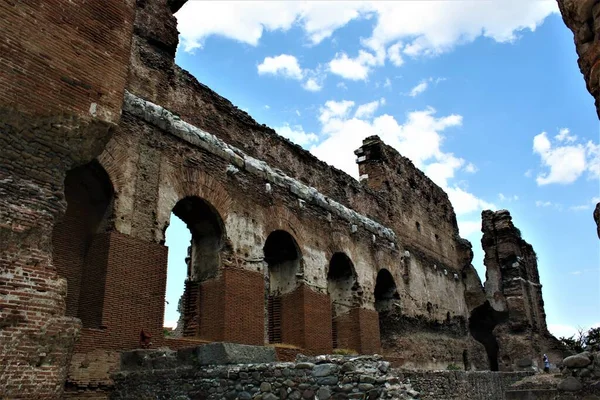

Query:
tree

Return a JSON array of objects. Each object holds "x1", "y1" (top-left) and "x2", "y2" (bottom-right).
[{"x1": 559, "y1": 326, "x2": 600, "y2": 353}]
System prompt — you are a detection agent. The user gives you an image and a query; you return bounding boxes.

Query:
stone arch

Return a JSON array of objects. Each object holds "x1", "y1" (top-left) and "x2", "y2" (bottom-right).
[
  {"x1": 97, "y1": 132, "x2": 140, "y2": 235},
  {"x1": 374, "y1": 268, "x2": 400, "y2": 345},
  {"x1": 168, "y1": 195, "x2": 227, "y2": 338},
  {"x1": 157, "y1": 165, "x2": 232, "y2": 244},
  {"x1": 263, "y1": 230, "x2": 302, "y2": 344},
  {"x1": 327, "y1": 252, "x2": 359, "y2": 349},
  {"x1": 374, "y1": 268, "x2": 400, "y2": 312},
  {"x1": 51, "y1": 160, "x2": 114, "y2": 328},
  {"x1": 172, "y1": 196, "x2": 226, "y2": 281}
]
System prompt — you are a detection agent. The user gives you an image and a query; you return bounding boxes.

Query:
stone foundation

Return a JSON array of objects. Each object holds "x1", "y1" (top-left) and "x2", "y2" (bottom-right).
[{"x1": 111, "y1": 349, "x2": 419, "y2": 400}]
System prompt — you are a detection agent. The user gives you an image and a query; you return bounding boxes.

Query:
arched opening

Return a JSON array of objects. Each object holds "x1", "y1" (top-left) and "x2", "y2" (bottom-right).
[
  {"x1": 263, "y1": 230, "x2": 301, "y2": 344},
  {"x1": 374, "y1": 269, "x2": 400, "y2": 342},
  {"x1": 52, "y1": 160, "x2": 114, "y2": 328},
  {"x1": 327, "y1": 253, "x2": 358, "y2": 349},
  {"x1": 374, "y1": 269, "x2": 399, "y2": 312},
  {"x1": 468, "y1": 301, "x2": 508, "y2": 371},
  {"x1": 166, "y1": 196, "x2": 225, "y2": 338}
]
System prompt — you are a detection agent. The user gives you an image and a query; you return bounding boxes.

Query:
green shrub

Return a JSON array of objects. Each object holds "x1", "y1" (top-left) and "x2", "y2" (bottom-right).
[{"x1": 333, "y1": 348, "x2": 358, "y2": 356}]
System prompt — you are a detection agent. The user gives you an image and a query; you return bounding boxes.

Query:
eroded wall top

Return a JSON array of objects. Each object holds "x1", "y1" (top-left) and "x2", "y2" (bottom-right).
[
  {"x1": 0, "y1": 0, "x2": 136, "y2": 123},
  {"x1": 557, "y1": 0, "x2": 600, "y2": 118}
]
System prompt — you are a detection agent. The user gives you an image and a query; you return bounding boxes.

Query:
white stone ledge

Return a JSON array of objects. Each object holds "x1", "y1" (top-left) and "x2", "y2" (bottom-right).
[{"x1": 123, "y1": 91, "x2": 397, "y2": 242}]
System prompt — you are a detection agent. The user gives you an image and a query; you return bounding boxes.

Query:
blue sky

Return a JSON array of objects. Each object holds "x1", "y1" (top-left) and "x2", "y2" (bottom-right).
[{"x1": 164, "y1": 1, "x2": 600, "y2": 339}]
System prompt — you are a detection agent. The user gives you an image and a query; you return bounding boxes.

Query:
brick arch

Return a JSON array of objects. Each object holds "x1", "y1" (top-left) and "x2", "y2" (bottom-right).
[
  {"x1": 156, "y1": 165, "x2": 232, "y2": 244},
  {"x1": 261, "y1": 205, "x2": 308, "y2": 256},
  {"x1": 97, "y1": 133, "x2": 138, "y2": 196},
  {"x1": 51, "y1": 160, "x2": 115, "y2": 327}
]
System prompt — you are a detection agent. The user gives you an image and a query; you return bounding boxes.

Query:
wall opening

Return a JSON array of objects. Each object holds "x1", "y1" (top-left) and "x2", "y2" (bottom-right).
[
  {"x1": 468, "y1": 301, "x2": 508, "y2": 371},
  {"x1": 327, "y1": 252, "x2": 358, "y2": 349},
  {"x1": 264, "y1": 230, "x2": 301, "y2": 344},
  {"x1": 163, "y1": 214, "x2": 191, "y2": 336},
  {"x1": 52, "y1": 160, "x2": 114, "y2": 328},
  {"x1": 374, "y1": 269, "x2": 400, "y2": 342},
  {"x1": 374, "y1": 269, "x2": 399, "y2": 312},
  {"x1": 167, "y1": 196, "x2": 225, "y2": 337}
]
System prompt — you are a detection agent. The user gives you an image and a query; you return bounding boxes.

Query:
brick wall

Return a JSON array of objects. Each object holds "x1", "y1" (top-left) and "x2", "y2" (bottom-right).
[
  {"x1": 0, "y1": 0, "x2": 135, "y2": 122},
  {"x1": 0, "y1": 0, "x2": 135, "y2": 397},
  {"x1": 198, "y1": 277, "x2": 225, "y2": 341},
  {"x1": 64, "y1": 349, "x2": 120, "y2": 398},
  {"x1": 52, "y1": 185, "x2": 96, "y2": 318},
  {"x1": 334, "y1": 308, "x2": 381, "y2": 354},
  {"x1": 75, "y1": 232, "x2": 168, "y2": 352},
  {"x1": 196, "y1": 268, "x2": 264, "y2": 344},
  {"x1": 280, "y1": 288, "x2": 305, "y2": 348},
  {"x1": 223, "y1": 268, "x2": 264, "y2": 345},
  {"x1": 357, "y1": 308, "x2": 381, "y2": 354},
  {"x1": 280, "y1": 285, "x2": 333, "y2": 354},
  {"x1": 78, "y1": 234, "x2": 111, "y2": 328},
  {"x1": 302, "y1": 286, "x2": 334, "y2": 355}
]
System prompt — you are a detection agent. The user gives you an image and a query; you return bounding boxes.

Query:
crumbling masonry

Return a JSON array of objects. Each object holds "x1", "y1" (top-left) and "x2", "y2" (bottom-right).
[{"x1": 0, "y1": 1, "x2": 580, "y2": 399}]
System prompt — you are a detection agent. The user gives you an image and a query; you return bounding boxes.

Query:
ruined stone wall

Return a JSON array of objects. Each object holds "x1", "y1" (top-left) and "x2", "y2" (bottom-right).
[
  {"x1": 0, "y1": 0, "x2": 533, "y2": 397},
  {"x1": 557, "y1": 0, "x2": 600, "y2": 118},
  {"x1": 111, "y1": 351, "x2": 421, "y2": 400},
  {"x1": 75, "y1": 99, "x2": 397, "y2": 354},
  {"x1": 111, "y1": 0, "x2": 472, "y2": 368},
  {"x1": 0, "y1": 0, "x2": 136, "y2": 398},
  {"x1": 473, "y1": 210, "x2": 566, "y2": 372},
  {"x1": 403, "y1": 370, "x2": 533, "y2": 400}
]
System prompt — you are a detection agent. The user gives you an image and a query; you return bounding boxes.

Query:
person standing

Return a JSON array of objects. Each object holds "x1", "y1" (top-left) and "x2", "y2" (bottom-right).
[{"x1": 543, "y1": 354, "x2": 550, "y2": 373}]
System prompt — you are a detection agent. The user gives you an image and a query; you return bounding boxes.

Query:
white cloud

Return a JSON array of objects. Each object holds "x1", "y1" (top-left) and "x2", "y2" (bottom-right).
[
  {"x1": 257, "y1": 54, "x2": 326, "y2": 91},
  {"x1": 383, "y1": 78, "x2": 392, "y2": 89},
  {"x1": 465, "y1": 163, "x2": 478, "y2": 173},
  {"x1": 554, "y1": 128, "x2": 577, "y2": 143},
  {"x1": 499, "y1": 193, "x2": 519, "y2": 202},
  {"x1": 446, "y1": 186, "x2": 495, "y2": 215},
  {"x1": 328, "y1": 50, "x2": 383, "y2": 81},
  {"x1": 309, "y1": 102, "x2": 492, "y2": 216},
  {"x1": 337, "y1": 82, "x2": 348, "y2": 90},
  {"x1": 457, "y1": 219, "x2": 482, "y2": 238},
  {"x1": 409, "y1": 80, "x2": 428, "y2": 97},
  {"x1": 533, "y1": 130, "x2": 599, "y2": 185},
  {"x1": 275, "y1": 123, "x2": 319, "y2": 146},
  {"x1": 295, "y1": 109, "x2": 301, "y2": 116},
  {"x1": 524, "y1": 169, "x2": 533, "y2": 178},
  {"x1": 303, "y1": 77, "x2": 323, "y2": 91},
  {"x1": 535, "y1": 200, "x2": 553, "y2": 208},
  {"x1": 258, "y1": 54, "x2": 304, "y2": 80},
  {"x1": 569, "y1": 197, "x2": 600, "y2": 211},
  {"x1": 407, "y1": 77, "x2": 445, "y2": 97},
  {"x1": 319, "y1": 100, "x2": 355, "y2": 125},
  {"x1": 177, "y1": 1, "x2": 558, "y2": 63},
  {"x1": 387, "y1": 42, "x2": 404, "y2": 67},
  {"x1": 570, "y1": 204, "x2": 591, "y2": 211},
  {"x1": 264, "y1": 105, "x2": 270, "y2": 110},
  {"x1": 555, "y1": 128, "x2": 577, "y2": 143},
  {"x1": 354, "y1": 98, "x2": 385, "y2": 119}
]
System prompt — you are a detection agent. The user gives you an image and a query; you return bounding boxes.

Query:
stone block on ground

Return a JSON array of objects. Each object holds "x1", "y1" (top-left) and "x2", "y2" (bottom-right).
[{"x1": 193, "y1": 342, "x2": 277, "y2": 365}]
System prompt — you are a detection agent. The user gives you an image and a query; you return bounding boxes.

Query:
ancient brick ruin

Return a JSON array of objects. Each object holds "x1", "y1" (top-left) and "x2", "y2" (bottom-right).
[
  {"x1": 0, "y1": 1, "x2": 594, "y2": 399},
  {"x1": 558, "y1": 0, "x2": 600, "y2": 237}
]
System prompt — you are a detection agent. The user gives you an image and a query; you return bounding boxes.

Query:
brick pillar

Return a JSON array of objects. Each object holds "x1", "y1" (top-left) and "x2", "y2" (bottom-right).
[
  {"x1": 280, "y1": 285, "x2": 333, "y2": 354},
  {"x1": 98, "y1": 232, "x2": 168, "y2": 349},
  {"x1": 197, "y1": 277, "x2": 225, "y2": 341},
  {"x1": 222, "y1": 268, "x2": 264, "y2": 345},
  {"x1": 356, "y1": 308, "x2": 381, "y2": 354},
  {"x1": 196, "y1": 268, "x2": 264, "y2": 345},
  {"x1": 334, "y1": 308, "x2": 381, "y2": 354}
]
